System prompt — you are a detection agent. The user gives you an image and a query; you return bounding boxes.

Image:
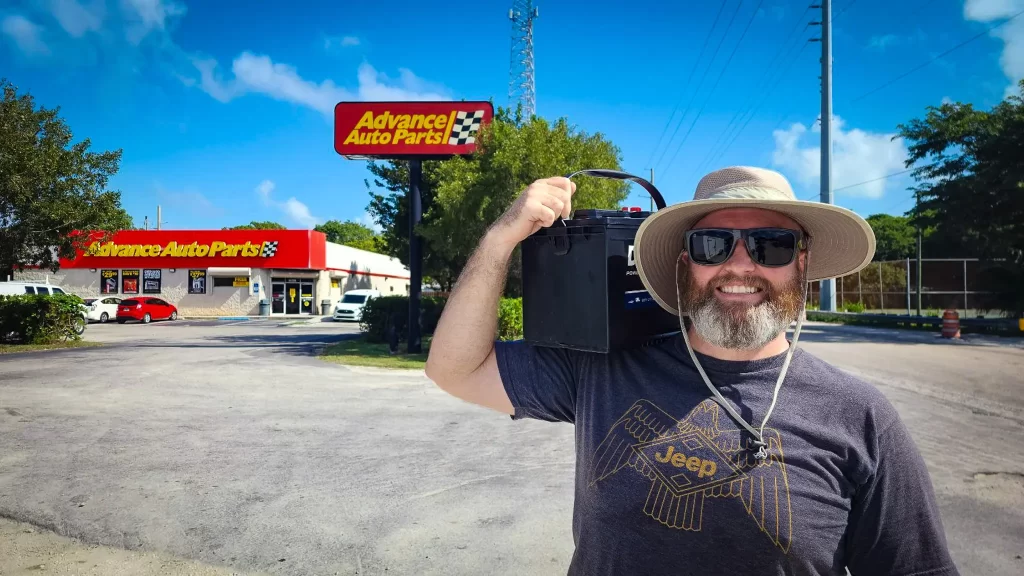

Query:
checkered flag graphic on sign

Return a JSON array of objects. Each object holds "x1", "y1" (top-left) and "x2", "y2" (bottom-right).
[
  {"x1": 448, "y1": 110, "x2": 486, "y2": 145},
  {"x1": 260, "y1": 241, "x2": 279, "y2": 258}
]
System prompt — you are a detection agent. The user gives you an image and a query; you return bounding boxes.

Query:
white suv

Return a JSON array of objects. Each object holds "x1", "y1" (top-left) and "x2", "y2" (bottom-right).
[{"x1": 333, "y1": 289, "x2": 381, "y2": 322}]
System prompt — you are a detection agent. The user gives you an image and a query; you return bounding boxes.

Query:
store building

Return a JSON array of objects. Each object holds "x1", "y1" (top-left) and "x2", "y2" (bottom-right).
[{"x1": 13, "y1": 229, "x2": 410, "y2": 316}]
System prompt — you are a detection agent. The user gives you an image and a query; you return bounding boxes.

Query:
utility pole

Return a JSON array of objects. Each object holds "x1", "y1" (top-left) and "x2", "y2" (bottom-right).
[
  {"x1": 648, "y1": 168, "x2": 655, "y2": 212},
  {"x1": 915, "y1": 190, "x2": 923, "y2": 316},
  {"x1": 408, "y1": 160, "x2": 423, "y2": 354},
  {"x1": 144, "y1": 216, "x2": 149, "y2": 231},
  {"x1": 157, "y1": 205, "x2": 162, "y2": 231},
  {"x1": 810, "y1": 1, "x2": 836, "y2": 311}
]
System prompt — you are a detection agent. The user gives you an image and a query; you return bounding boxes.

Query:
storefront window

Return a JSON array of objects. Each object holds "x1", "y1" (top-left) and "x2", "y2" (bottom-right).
[
  {"x1": 100, "y1": 270, "x2": 119, "y2": 294},
  {"x1": 213, "y1": 277, "x2": 235, "y2": 288},
  {"x1": 122, "y1": 269, "x2": 140, "y2": 294},
  {"x1": 143, "y1": 269, "x2": 162, "y2": 294},
  {"x1": 188, "y1": 270, "x2": 207, "y2": 294}
]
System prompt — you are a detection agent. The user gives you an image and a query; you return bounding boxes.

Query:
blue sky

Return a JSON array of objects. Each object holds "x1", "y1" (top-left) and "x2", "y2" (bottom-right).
[{"x1": 2, "y1": 0, "x2": 1022, "y2": 231}]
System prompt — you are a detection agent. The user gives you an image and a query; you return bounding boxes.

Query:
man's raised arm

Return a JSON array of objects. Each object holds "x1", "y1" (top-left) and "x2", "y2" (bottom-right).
[{"x1": 424, "y1": 177, "x2": 576, "y2": 414}]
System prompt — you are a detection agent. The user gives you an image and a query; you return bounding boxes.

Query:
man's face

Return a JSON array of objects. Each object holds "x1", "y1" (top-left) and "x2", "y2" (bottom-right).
[{"x1": 678, "y1": 208, "x2": 807, "y2": 350}]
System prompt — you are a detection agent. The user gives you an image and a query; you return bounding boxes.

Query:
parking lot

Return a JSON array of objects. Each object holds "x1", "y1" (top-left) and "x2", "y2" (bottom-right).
[{"x1": 2, "y1": 320, "x2": 1023, "y2": 575}]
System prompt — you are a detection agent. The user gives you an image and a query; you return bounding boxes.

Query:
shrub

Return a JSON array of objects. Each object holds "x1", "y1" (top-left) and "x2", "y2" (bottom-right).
[
  {"x1": 842, "y1": 301, "x2": 866, "y2": 314},
  {"x1": 358, "y1": 295, "x2": 525, "y2": 343},
  {"x1": 359, "y1": 295, "x2": 447, "y2": 343},
  {"x1": 0, "y1": 294, "x2": 85, "y2": 344},
  {"x1": 497, "y1": 298, "x2": 523, "y2": 341}
]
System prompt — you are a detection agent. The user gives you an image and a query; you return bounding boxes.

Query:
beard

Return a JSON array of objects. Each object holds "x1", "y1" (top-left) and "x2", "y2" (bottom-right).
[{"x1": 678, "y1": 262, "x2": 806, "y2": 351}]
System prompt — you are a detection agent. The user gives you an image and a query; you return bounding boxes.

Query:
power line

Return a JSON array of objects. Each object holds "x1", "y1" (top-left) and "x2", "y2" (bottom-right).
[
  {"x1": 851, "y1": 8, "x2": 1024, "y2": 103},
  {"x1": 689, "y1": 7, "x2": 812, "y2": 178},
  {"x1": 694, "y1": 35, "x2": 813, "y2": 178},
  {"x1": 659, "y1": 0, "x2": 768, "y2": 178},
  {"x1": 799, "y1": 166, "x2": 918, "y2": 201},
  {"x1": 834, "y1": 0, "x2": 860, "y2": 19},
  {"x1": 645, "y1": 2, "x2": 730, "y2": 168},
  {"x1": 651, "y1": 0, "x2": 747, "y2": 173},
  {"x1": 835, "y1": 167, "x2": 917, "y2": 191}
]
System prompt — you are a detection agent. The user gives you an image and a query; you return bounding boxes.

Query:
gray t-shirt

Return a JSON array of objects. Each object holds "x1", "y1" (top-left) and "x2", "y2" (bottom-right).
[{"x1": 494, "y1": 334, "x2": 958, "y2": 576}]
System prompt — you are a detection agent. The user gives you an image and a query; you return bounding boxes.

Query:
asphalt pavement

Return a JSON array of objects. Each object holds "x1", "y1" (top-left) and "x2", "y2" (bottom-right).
[{"x1": 0, "y1": 319, "x2": 1022, "y2": 575}]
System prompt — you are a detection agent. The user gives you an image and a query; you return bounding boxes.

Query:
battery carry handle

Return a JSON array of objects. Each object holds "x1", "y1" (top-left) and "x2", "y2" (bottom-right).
[{"x1": 564, "y1": 169, "x2": 667, "y2": 211}]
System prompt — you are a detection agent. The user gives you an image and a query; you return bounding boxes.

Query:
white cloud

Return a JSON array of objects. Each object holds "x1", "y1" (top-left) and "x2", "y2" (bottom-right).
[
  {"x1": 771, "y1": 116, "x2": 909, "y2": 199},
  {"x1": 188, "y1": 54, "x2": 450, "y2": 116},
  {"x1": 941, "y1": 95, "x2": 954, "y2": 104},
  {"x1": 359, "y1": 211, "x2": 382, "y2": 233},
  {"x1": 965, "y1": 0, "x2": 1021, "y2": 20},
  {"x1": 47, "y1": 0, "x2": 104, "y2": 38},
  {"x1": 233, "y1": 52, "x2": 348, "y2": 114},
  {"x1": 254, "y1": 180, "x2": 322, "y2": 229},
  {"x1": 255, "y1": 180, "x2": 274, "y2": 203},
  {"x1": 325, "y1": 34, "x2": 360, "y2": 49},
  {"x1": 121, "y1": 0, "x2": 186, "y2": 44},
  {"x1": 355, "y1": 63, "x2": 449, "y2": 101},
  {"x1": 2, "y1": 15, "x2": 50, "y2": 55},
  {"x1": 156, "y1": 186, "x2": 223, "y2": 218},
  {"x1": 868, "y1": 34, "x2": 899, "y2": 50},
  {"x1": 964, "y1": 0, "x2": 1024, "y2": 97},
  {"x1": 282, "y1": 198, "x2": 320, "y2": 229}
]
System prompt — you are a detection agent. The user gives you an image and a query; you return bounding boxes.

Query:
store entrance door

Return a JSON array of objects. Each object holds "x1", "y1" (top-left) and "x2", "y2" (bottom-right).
[
  {"x1": 299, "y1": 282, "x2": 314, "y2": 315},
  {"x1": 273, "y1": 278, "x2": 315, "y2": 315},
  {"x1": 285, "y1": 281, "x2": 302, "y2": 314}
]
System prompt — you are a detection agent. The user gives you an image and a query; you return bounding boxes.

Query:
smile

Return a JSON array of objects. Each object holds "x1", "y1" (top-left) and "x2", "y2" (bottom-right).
[{"x1": 717, "y1": 286, "x2": 762, "y2": 294}]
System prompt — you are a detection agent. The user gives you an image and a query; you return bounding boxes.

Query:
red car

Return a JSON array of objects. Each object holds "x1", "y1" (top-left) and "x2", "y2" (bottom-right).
[{"x1": 116, "y1": 297, "x2": 179, "y2": 324}]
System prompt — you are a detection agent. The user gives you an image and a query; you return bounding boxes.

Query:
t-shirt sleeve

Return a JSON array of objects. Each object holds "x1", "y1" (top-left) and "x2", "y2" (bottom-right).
[
  {"x1": 844, "y1": 417, "x2": 959, "y2": 575},
  {"x1": 493, "y1": 339, "x2": 579, "y2": 423}
]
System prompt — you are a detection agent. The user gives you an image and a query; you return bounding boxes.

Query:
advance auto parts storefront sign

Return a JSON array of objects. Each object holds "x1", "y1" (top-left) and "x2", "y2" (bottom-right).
[
  {"x1": 61, "y1": 230, "x2": 326, "y2": 270},
  {"x1": 334, "y1": 101, "x2": 494, "y2": 159},
  {"x1": 85, "y1": 240, "x2": 273, "y2": 258}
]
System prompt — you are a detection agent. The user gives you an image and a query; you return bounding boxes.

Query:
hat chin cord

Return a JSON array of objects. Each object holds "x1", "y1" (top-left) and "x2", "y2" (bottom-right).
[{"x1": 673, "y1": 253, "x2": 810, "y2": 461}]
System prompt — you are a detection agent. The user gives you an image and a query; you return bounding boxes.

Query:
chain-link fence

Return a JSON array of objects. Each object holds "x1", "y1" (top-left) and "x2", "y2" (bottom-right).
[{"x1": 806, "y1": 258, "x2": 1007, "y2": 318}]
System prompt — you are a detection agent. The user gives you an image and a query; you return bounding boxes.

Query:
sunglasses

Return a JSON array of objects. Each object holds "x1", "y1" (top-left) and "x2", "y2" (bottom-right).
[{"x1": 685, "y1": 228, "x2": 807, "y2": 267}]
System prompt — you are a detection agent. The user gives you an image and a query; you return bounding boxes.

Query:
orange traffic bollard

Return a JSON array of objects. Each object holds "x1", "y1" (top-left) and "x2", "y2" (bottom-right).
[{"x1": 941, "y1": 309, "x2": 960, "y2": 339}]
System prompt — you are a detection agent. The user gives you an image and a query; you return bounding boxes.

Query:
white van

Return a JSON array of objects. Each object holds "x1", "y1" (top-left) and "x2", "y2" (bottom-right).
[
  {"x1": 0, "y1": 280, "x2": 73, "y2": 297},
  {"x1": 0, "y1": 280, "x2": 88, "y2": 335},
  {"x1": 333, "y1": 289, "x2": 381, "y2": 322}
]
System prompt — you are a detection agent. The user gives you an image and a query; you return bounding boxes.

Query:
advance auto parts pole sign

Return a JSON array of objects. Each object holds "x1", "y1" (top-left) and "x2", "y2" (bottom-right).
[
  {"x1": 333, "y1": 101, "x2": 493, "y2": 356},
  {"x1": 334, "y1": 101, "x2": 493, "y2": 158}
]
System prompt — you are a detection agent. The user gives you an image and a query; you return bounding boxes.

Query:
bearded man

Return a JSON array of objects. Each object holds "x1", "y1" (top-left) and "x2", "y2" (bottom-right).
[{"x1": 425, "y1": 166, "x2": 958, "y2": 576}]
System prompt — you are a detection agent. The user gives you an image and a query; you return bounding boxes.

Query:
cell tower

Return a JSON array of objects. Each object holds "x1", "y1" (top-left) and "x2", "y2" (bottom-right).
[{"x1": 508, "y1": 1, "x2": 538, "y2": 118}]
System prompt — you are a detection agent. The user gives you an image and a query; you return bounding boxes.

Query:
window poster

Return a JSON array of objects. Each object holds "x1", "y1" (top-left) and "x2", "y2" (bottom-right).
[
  {"x1": 100, "y1": 270, "x2": 119, "y2": 294},
  {"x1": 188, "y1": 269, "x2": 207, "y2": 294},
  {"x1": 143, "y1": 269, "x2": 162, "y2": 294},
  {"x1": 122, "y1": 269, "x2": 140, "y2": 294}
]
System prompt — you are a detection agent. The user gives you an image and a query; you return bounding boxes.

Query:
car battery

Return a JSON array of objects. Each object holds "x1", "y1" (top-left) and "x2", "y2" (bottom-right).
[{"x1": 520, "y1": 170, "x2": 680, "y2": 353}]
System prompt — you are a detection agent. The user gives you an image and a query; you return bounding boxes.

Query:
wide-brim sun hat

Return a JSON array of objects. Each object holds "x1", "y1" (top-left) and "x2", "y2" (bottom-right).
[{"x1": 634, "y1": 166, "x2": 876, "y2": 316}]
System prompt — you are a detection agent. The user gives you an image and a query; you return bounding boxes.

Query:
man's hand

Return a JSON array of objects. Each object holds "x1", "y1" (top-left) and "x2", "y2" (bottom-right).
[{"x1": 488, "y1": 177, "x2": 577, "y2": 248}]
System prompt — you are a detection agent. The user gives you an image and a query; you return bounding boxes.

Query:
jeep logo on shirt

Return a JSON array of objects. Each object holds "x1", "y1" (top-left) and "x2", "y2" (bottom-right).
[{"x1": 634, "y1": 431, "x2": 743, "y2": 495}]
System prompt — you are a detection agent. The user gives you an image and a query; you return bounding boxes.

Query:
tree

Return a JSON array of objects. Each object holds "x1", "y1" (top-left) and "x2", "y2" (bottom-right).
[
  {"x1": 314, "y1": 219, "x2": 383, "y2": 253},
  {"x1": 224, "y1": 221, "x2": 287, "y2": 230},
  {"x1": 896, "y1": 80, "x2": 1024, "y2": 316},
  {"x1": 865, "y1": 214, "x2": 916, "y2": 261},
  {"x1": 0, "y1": 79, "x2": 134, "y2": 278},
  {"x1": 365, "y1": 108, "x2": 630, "y2": 294}
]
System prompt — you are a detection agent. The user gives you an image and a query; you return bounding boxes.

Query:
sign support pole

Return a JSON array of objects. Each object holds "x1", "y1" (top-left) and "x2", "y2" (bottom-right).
[{"x1": 408, "y1": 159, "x2": 423, "y2": 354}]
